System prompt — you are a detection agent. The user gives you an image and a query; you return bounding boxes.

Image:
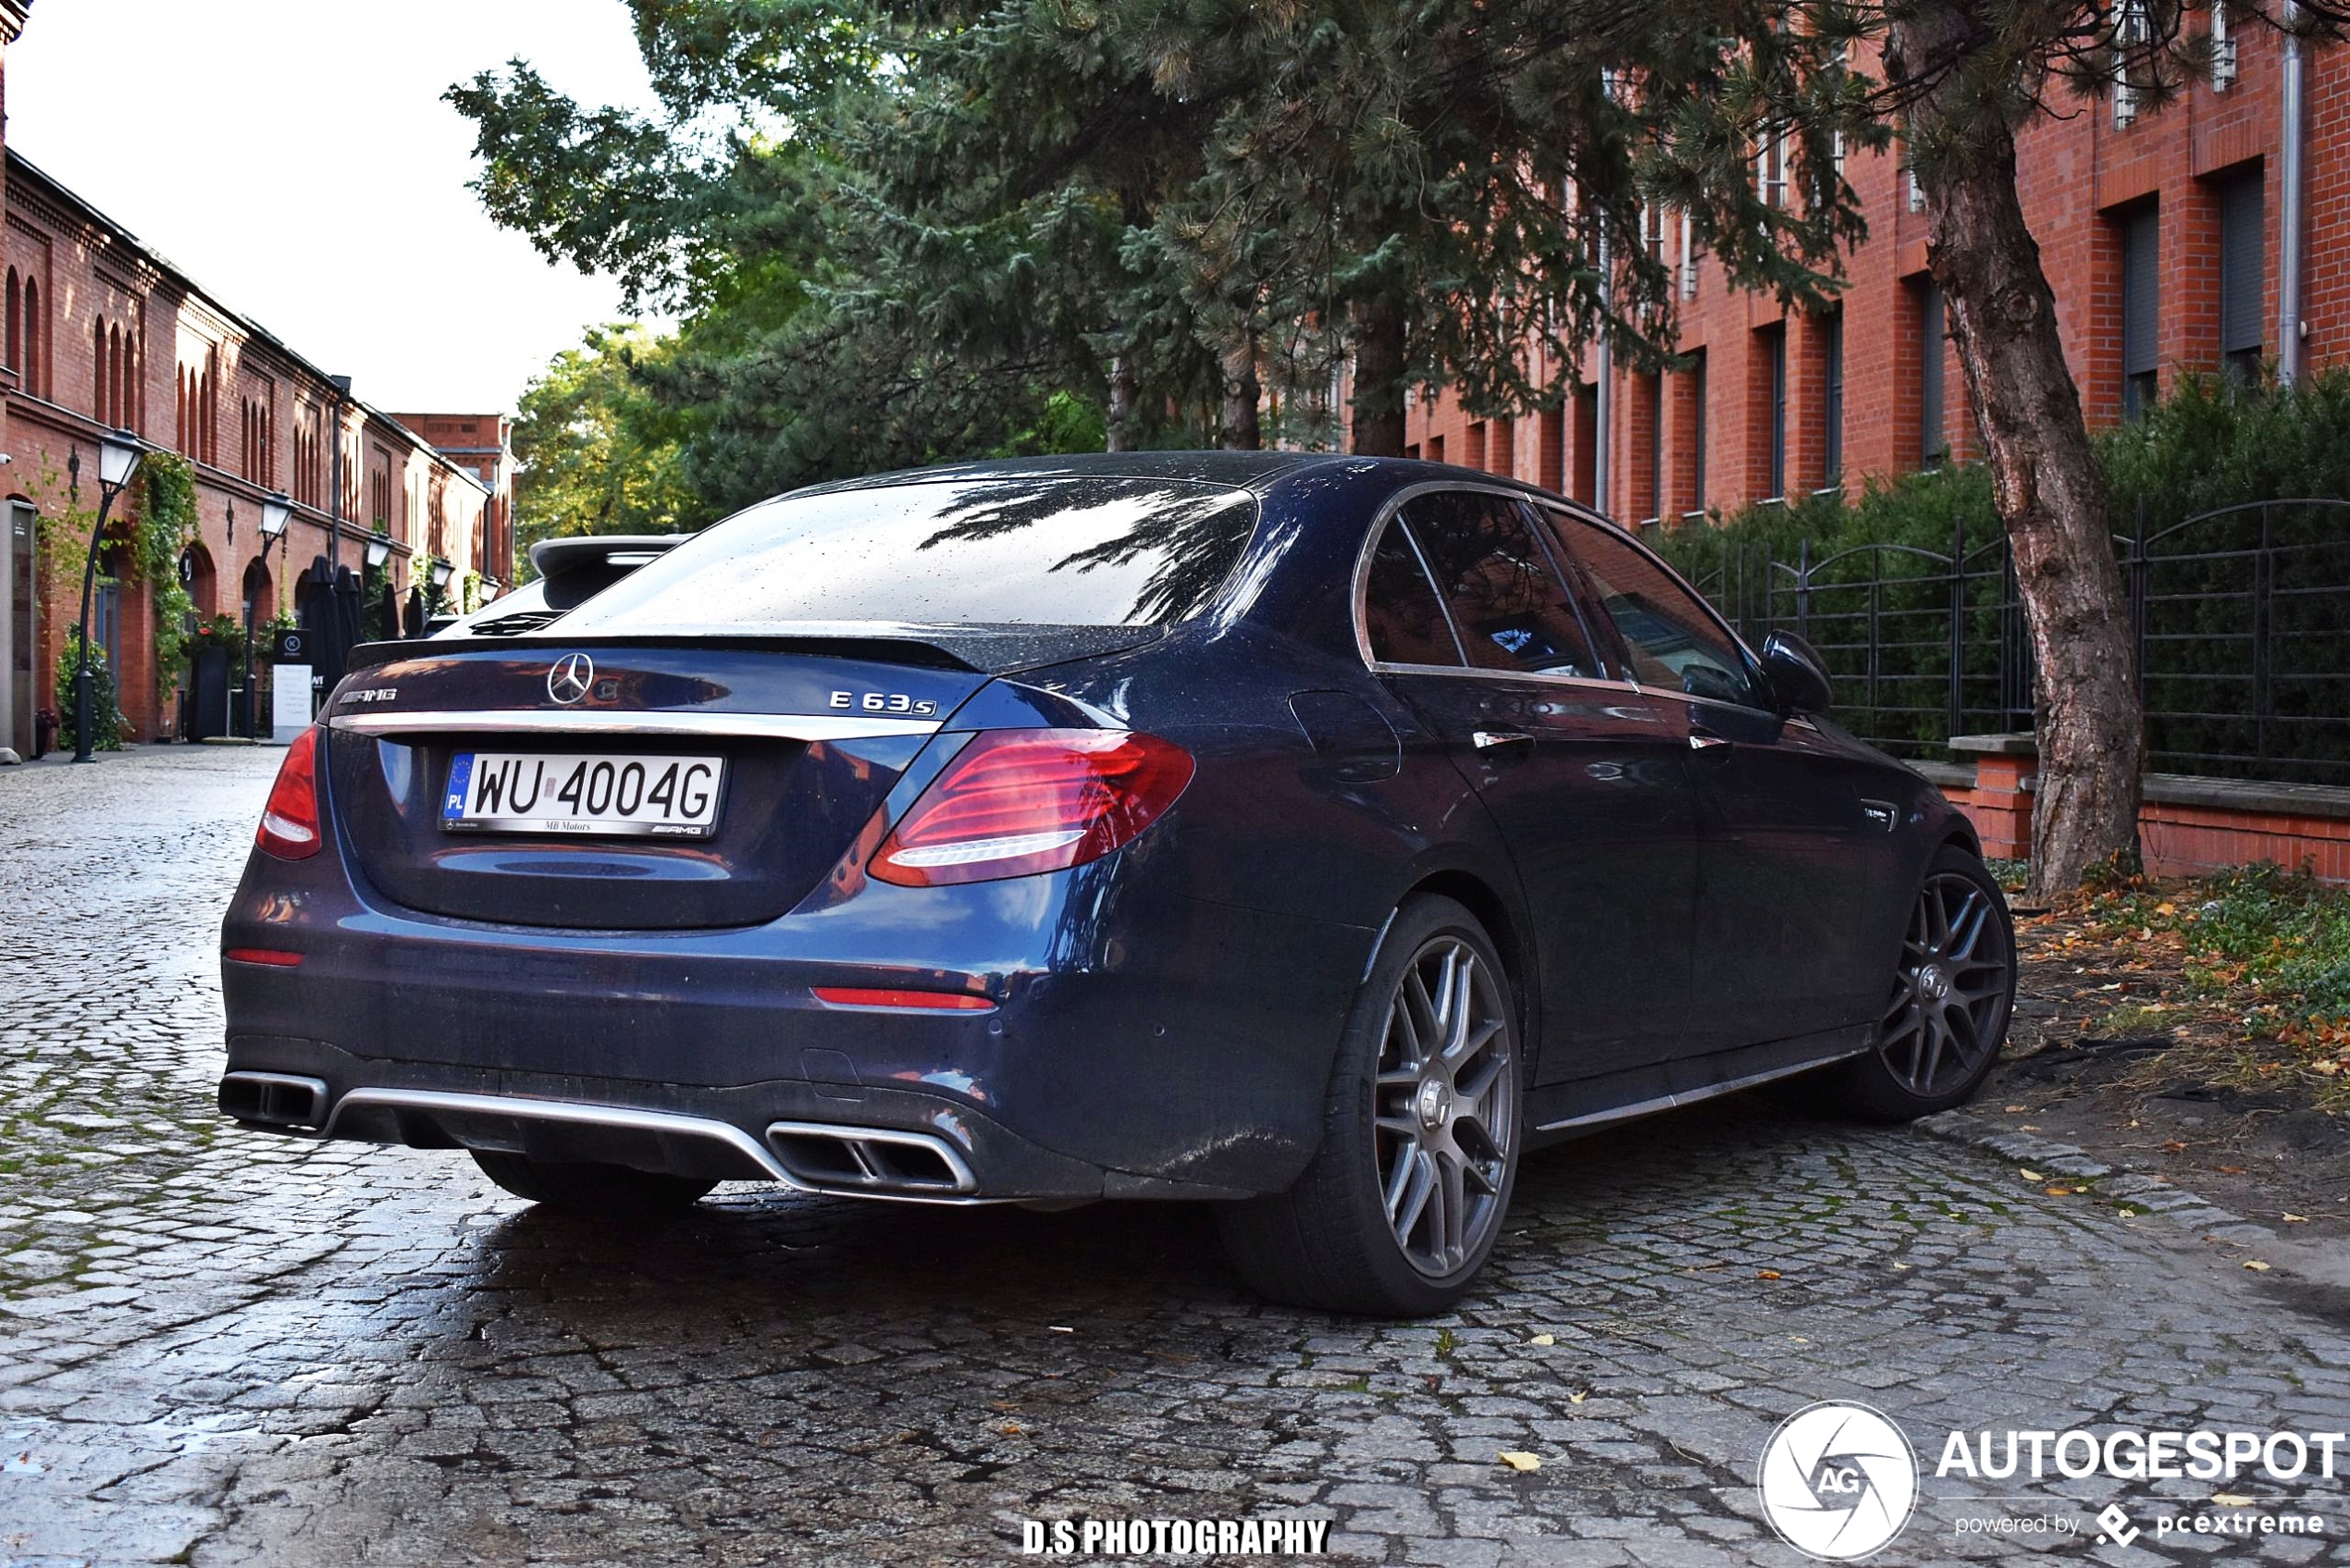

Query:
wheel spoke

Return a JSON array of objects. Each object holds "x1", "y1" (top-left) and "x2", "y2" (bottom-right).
[
  {"x1": 1947, "y1": 892, "x2": 1989, "y2": 961},
  {"x1": 1914, "y1": 1017, "x2": 1948, "y2": 1092},
  {"x1": 1437, "y1": 1152, "x2": 1468, "y2": 1268},
  {"x1": 1398, "y1": 973, "x2": 1435, "y2": 1068},
  {"x1": 1391, "y1": 1147, "x2": 1435, "y2": 1236},
  {"x1": 1456, "y1": 1053, "x2": 1508, "y2": 1106},
  {"x1": 1445, "y1": 1015, "x2": 1503, "y2": 1069}
]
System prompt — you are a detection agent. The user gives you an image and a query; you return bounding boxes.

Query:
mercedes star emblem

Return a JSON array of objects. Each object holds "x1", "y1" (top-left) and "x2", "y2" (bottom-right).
[{"x1": 547, "y1": 652, "x2": 594, "y2": 705}]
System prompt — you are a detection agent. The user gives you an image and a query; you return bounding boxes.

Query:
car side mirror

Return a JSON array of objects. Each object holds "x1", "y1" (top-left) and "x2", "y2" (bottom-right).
[{"x1": 1761, "y1": 630, "x2": 1834, "y2": 715}]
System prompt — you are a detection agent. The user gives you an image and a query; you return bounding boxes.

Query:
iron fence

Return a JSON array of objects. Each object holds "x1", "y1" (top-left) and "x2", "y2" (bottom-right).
[{"x1": 1662, "y1": 499, "x2": 2350, "y2": 785}]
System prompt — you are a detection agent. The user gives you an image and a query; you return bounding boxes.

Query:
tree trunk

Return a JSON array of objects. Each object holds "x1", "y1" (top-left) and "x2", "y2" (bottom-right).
[
  {"x1": 1891, "y1": 7, "x2": 2145, "y2": 900},
  {"x1": 1349, "y1": 294, "x2": 1407, "y2": 456},
  {"x1": 1218, "y1": 331, "x2": 1261, "y2": 451},
  {"x1": 1106, "y1": 352, "x2": 1138, "y2": 452}
]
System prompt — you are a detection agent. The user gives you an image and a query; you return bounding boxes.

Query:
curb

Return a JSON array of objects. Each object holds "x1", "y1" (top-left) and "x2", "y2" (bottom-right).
[{"x1": 1913, "y1": 1107, "x2": 2289, "y2": 1253}]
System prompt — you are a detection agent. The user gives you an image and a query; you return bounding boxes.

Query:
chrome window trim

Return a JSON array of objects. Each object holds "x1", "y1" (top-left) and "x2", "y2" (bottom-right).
[
  {"x1": 1350, "y1": 479, "x2": 1631, "y2": 685},
  {"x1": 328, "y1": 710, "x2": 942, "y2": 743}
]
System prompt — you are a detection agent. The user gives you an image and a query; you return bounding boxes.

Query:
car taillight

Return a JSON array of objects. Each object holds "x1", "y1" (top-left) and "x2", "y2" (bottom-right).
[
  {"x1": 256, "y1": 726, "x2": 323, "y2": 860},
  {"x1": 870, "y1": 729, "x2": 1194, "y2": 886}
]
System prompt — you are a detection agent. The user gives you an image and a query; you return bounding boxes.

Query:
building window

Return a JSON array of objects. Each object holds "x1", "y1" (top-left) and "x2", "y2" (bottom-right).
[
  {"x1": 4, "y1": 269, "x2": 18, "y2": 371},
  {"x1": 1490, "y1": 417, "x2": 1515, "y2": 479},
  {"x1": 1572, "y1": 382, "x2": 1599, "y2": 505},
  {"x1": 1917, "y1": 279, "x2": 1948, "y2": 468},
  {"x1": 2218, "y1": 168, "x2": 2264, "y2": 384},
  {"x1": 1679, "y1": 211, "x2": 1699, "y2": 300},
  {"x1": 1758, "y1": 325, "x2": 1787, "y2": 500},
  {"x1": 21, "y1": 278, "x2": 40, "y2": 397},
  {"x1": 1644, "y1": 372, "x2": 1665, "y2": 525},
  {"x1": 1823, "y1": 311, "x2": 1845, "y2": 488},
  {"x1": 1756, "y1": 131, "x2": 1789, "y2": 208},
  {"x1": 2120, "y1": 202, "x2": 2159, "y2": 419},
  {"x1": 1466, "y1": 420, "x2": 1488, "y2": 473},
  {"x1": 1688, "y1": 352, "x2": 1708, "y2": 517},
  {"x1": 2113, "y1": 0, "x2": 2149, "y2": 127}
]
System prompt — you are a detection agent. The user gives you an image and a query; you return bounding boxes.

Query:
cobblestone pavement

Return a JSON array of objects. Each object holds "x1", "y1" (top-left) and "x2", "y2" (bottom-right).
[{"x1": 3, "y1": 747, "x2": 2347, "y2": 1568}]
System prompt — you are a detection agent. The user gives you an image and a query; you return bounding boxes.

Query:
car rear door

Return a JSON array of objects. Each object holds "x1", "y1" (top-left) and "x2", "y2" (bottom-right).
[
  {"x1": 1544, "y1": 515, "x2": 1885, "y2": 1052},
  {"x1": 1359, "y1": 488, "x2": 1701, "y2": 1084}
]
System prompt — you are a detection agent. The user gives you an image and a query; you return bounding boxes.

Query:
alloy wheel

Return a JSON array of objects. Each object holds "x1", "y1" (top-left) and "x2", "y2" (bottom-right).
[
  {"x1": 1879, "y1": 871, "x2": 2012, "y2": 1096},
  {"x1": 1372, "y1": 937, "x2": 1516, "y2": 1278}
]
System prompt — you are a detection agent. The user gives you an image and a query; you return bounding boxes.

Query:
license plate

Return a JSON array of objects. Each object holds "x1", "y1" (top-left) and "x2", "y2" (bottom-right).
[{"x1": 441, "y1": 752, "x2": 725, "y2": 838}]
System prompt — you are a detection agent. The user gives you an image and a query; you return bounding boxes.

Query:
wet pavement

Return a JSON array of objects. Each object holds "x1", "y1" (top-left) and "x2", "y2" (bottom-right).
[{"x1": 2, "y1": 746, "x2": 2344, "y2": 1566}]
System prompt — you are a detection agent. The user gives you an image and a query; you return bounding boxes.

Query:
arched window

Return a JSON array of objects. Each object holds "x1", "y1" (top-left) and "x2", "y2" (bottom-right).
[
  {"x1": 5, "y1": 268, "x2": 19, "y2": 371},
  {"x1": 94, "y1": 321, "x2": 109, "y2": 422},
  {"x1": 21, "y1": 278, "x2": 40, "y2": 396},
  {"x1": 241, "y1": 556, "x2": 273, "y2": 624},
  {"x1": 109, "y1": 325, "x2": 126, "y2": 427}
]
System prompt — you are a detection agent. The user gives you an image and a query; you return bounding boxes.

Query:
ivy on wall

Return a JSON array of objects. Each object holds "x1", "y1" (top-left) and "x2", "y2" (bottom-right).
[{"x1": 134, "y1": 451, "x2": 200, "y2": 698}]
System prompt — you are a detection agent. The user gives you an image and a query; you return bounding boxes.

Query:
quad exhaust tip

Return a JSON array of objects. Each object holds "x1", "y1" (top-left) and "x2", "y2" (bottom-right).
[
  {"x1": 764, "y1": 1120, "x2": 977, "y2": 1196},
  {"x1": 219, "y1": 1072, "x2": 330, "y2": 1130}
]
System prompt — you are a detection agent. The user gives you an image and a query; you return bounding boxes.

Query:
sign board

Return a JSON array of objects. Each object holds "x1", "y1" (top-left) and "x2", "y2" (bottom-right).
[
  {"x1": 271, "y1": 665, "x2": 314, "y2": 742},
  {"x1": 269, "y1": 627, "x2": 310, "y2": 664}
]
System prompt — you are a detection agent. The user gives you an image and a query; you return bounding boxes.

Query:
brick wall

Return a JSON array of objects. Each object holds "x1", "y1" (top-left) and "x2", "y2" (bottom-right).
[
  {"x1": 0, "y1": 148, "x2": 501, "y2": 745},
  {"x1": 1399, "y1": 29, "x2": 2338, "y2": 520}
]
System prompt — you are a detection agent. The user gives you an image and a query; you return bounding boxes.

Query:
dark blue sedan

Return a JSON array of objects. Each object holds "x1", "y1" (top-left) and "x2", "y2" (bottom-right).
[{"x1": 218, "y1": 454, "x2": 2014, "y2": 1315}]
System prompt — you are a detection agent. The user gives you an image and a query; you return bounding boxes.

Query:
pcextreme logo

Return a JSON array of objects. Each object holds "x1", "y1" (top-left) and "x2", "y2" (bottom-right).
[{"x1": 1756, "y1": 1401, "x2": 1921, "y2": 1561}]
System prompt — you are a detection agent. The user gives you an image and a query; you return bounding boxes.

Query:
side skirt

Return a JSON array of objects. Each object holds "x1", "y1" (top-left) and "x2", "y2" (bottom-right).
[{"x1": 1522, "y1": 1024, "x2": 1874, "y2": 1148}]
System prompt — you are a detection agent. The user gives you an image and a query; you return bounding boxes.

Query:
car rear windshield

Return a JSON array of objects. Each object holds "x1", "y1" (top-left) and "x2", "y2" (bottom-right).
[{"x1": 554, "y1": 476, "x2": 1261, "y2": 634}]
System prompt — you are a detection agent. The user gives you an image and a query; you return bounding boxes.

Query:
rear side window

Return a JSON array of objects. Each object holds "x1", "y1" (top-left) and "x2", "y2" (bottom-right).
[
  {"x1": 1401, "y1": 492, "x2": 1603, "y2": 679},
  {"x1": 559, "y1": 477, "x2": 1259, "y2": 632},
  {"x1": 1362, "y1": 522, "x2": 1463, "y2": 666},
  {"x1": 1549, "y1": 516, "x2": 1765, "y2": 707}
]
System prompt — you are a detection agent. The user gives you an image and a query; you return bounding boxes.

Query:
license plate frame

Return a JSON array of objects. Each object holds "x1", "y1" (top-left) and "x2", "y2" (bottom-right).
[{"x1": 440, "y1": 751, "x2": 727, "y2": 839}]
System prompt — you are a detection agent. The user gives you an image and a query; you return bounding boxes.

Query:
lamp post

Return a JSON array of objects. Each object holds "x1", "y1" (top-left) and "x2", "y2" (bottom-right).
[
  {"x1": 240, "y1": 491, "x2": 291, "y2": 739},
  {"x1": 70, "y1": 428, "x2": 149, "y2": 763},
  {"x1": 365, "y1": 531, "x2": 392, "y2": 641}
]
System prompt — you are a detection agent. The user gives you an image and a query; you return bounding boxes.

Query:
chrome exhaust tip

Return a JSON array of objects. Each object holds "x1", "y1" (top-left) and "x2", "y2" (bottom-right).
[
  {"x1": 764, "y1": 1120, "x2": 978, "y2": 1196},
  {"x1": 219, "y1": 1071, "x2": 331, "y2": 1130}
]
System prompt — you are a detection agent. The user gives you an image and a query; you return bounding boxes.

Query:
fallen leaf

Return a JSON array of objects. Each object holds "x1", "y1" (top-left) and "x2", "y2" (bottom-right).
[
  {"x1": 1000, "y1": 1423, "x2": 1023, "y2": 1435},
  {"x1": 1756, "y1": 1269, "x2": 1782, "y2": 1280},
  {"x1": 2044, "y1": 1186, "x2": 2075, "y2": 1197},
  {"x1": 1892, "y1": 1263, "x2": 1912, "y2": 1272},
  {"x1": 2004, "y1": 1105, "x2": 2028, "y2": 1113},
  {"x1": 2164, "y1": 1141, "x2": 2190, "y2": 1154},
  {"x1": 2214, "y1": 1166, "x2": 2247, "y2": 1176},
  {"x1": 1528, "y1": 1333, "x2": 1555, "y2": 1346},
  {"x1": 1789, "y1": 1336, "x2": 1809, "y2": 1344},
  {"x1": 2244, "y1": 1260, "x2": 2273, "y2": 1272},
  {"x1": 2212, "y1": 1493, "x2": 2256, "y2": 1508},
  {"x1": 1046, "y1": 1326, "x2": 1074, "y2": 1334},
  {"x1": 2282, "y1": 1214, "x2": 2308, "y2": 1224},
  {"x1": 989, "y1": 1401, "x2": 1021, "y2": 1412},
  {"x1": 1498, "y1": 1451, "x2": 1542, "y2": 1473},
  {"x1": 1568, "y1": 1390, "x2": 1589, "y2": 1405},
  {"x1": 2156, "y1": 902, "x2": 2177, "y2": 916},
  {"x1": 2019, "y1": 1168, "x2": 2046, "y2": 1182}
]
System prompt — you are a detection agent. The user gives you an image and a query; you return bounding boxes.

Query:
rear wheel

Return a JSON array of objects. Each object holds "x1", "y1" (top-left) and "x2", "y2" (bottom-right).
[
  {"x1": 1218, "y1": 895, "x2": 1521, "y2": 1315},
  {"x1": 1827, "y1": 846, "x2": 2016, "y2": 1120},
  {"x1": 471, "y1": 1150, "x2": 717, "y2": 1212}
]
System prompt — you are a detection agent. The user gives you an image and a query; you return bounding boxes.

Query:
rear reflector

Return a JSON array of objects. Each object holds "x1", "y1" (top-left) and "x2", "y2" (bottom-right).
[
  {"x1": 256, "y1": 726, "x2": 323, "y2": 860},
  {"x1": 225, "y1": 947, "x2": 304, "y2": 968},
  {"x1": 812, "y1": 986, "x2": 994, "y2": 1011},
  {"x1": 871, "y1": 729, "x2": 1194, "y2": 886}
]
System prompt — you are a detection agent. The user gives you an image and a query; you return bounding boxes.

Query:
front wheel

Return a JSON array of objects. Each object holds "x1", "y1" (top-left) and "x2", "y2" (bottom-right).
[
  {"x1": 471, "y1": 1150, "x2": 717, "y2": 1212},
  {"x1": 1217, "y1": 895, "x2": 1522, "y2": 1315},
  {"x1": 1826, "y1": 846, "x2": 2016, "y2": 1120}
]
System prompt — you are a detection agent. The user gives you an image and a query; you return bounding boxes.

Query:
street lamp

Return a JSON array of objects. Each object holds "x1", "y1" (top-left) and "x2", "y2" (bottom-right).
[
  {"x1": 69, "y1": 428, "x2": 150, "y2": 763},
  {"x1": 365, "y1": 533, "x2": 394, "y2": 641},
  {"x1": 428, "y1": 557, "x2": 453, "y2": 590},
  {"x1": 239, "y1": 491, "x2": 292, "y2": 740}
]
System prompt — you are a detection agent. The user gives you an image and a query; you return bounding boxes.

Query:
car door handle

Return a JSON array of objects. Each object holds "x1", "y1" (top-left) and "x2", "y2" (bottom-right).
[
  {"x1": 1688, "y1": 729, "x2": 1730, "y2": 750},
  {"x1": 1472, "y1": 728, "x2": 1534, "y2": 754}
]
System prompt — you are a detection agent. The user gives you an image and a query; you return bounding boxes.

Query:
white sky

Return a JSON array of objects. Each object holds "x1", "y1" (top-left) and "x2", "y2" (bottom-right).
[{"x1": 7, "y1": 0, "x2": 670, "y2": 414}]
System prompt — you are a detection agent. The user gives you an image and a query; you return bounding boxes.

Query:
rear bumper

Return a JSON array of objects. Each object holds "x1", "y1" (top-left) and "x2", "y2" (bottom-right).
[{"x1": 218, "y1": 857, "x2": 1377, "y2": 1201}]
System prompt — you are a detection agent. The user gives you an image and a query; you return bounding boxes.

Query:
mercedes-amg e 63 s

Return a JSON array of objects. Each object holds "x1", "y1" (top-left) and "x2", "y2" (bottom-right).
[{"x1": 218, "y1": 453, "x2": 2014, "y2": 1315}]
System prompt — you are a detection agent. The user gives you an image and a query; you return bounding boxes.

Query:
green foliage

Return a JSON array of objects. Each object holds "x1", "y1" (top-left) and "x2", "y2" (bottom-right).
[
  {"x1": 2095, "y1": 863, "x2": 2350, "y2": 1031},
  {"x1": 53, "y1": 628, "x2": 122, "y2": 753},
  {"x1": 1649, "y1": 370, "x2": 2350, "y2": 778},
  {"x1": 135, "y1": 452, "x2": 201, "y2": 697},
  {"x1": 513, "y1": 325, "x2": 710, "y2": 568},
  {"x1": 191, "y1": 613, "x2": 248, "y2": 667}
]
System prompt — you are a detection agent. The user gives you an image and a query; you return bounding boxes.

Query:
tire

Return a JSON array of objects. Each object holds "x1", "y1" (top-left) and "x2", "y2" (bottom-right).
[
  {"x1": 1217, "y1": 895, "x2": 1523, "y2": 1315},
  {"x1": 471, "y1": 1150, "x2": 717, "y2": 1212},
  {"x1": 1824, "y1": 845, "x2": 2017, "y2": 1121}
]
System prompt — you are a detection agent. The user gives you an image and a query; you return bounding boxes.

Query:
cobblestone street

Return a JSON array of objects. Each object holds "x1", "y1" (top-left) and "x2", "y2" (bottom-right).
[{"x1": 2, "y1": 747, "x2": 2346, "y2": 1567}]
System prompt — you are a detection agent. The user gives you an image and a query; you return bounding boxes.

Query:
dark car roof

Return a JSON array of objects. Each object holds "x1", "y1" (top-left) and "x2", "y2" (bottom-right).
[{"x1": 804, "y1": 450, "x2": 1355, "y2": 496}]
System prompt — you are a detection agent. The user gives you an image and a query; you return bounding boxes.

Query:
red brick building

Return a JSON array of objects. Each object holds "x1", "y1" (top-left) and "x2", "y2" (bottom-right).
[
  {"x1": 0, "y1": 18, "x2": 513, "y2": 753},
  {"x1": 1395, "y1": 26, "x2": 2341, "y2": 525}
]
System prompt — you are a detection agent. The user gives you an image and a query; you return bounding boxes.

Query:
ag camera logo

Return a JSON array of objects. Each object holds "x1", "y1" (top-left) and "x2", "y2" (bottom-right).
[{"x1": 1757, "y1": 1401, "x2": 1919, "y2": 1560}]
